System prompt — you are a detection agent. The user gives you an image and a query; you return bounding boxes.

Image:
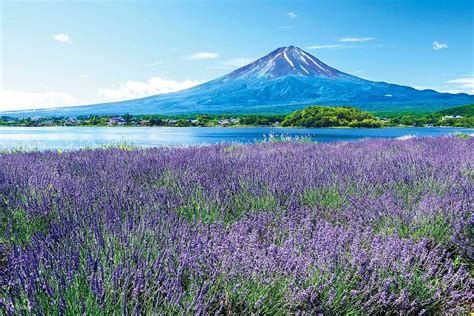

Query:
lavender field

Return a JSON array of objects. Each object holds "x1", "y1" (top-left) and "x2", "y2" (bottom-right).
[{"x1": 1, "y1": 137, "x2": 473, "y2": 314}]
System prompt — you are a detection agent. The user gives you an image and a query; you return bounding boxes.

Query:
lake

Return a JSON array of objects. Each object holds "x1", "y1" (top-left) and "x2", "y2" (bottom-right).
[{"x1": 0, "y1": 126, "x2": 472, "y2": 150}]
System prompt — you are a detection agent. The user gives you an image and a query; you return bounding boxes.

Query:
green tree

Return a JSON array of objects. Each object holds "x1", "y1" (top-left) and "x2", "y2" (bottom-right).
[{"x1": 281, "y1": 106, "x2": 382, "y2": 128}]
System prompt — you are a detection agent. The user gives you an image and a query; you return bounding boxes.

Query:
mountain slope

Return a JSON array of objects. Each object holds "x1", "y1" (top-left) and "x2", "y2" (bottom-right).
[{"x1": 3, "y1": 46, "x2": 474, "y2": 117}]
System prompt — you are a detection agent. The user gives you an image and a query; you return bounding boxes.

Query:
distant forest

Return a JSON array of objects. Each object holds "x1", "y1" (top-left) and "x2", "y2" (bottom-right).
[{"x1": 375, "y1": 104, "x2": 473, "y2": 128}]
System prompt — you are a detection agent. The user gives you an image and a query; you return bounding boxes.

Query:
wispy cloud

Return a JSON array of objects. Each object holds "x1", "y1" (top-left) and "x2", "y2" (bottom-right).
[
  {"x1": 278, "y1": 25, "x2": 295, "y2": 30},
  {"x1": 0, "y1": 90, "x2": 78, "y2": 111},
  {"x1": 98, "y1": 77, "x2": 201, "y2": 101},
  {"x1": 432, "y1": 40, "x2": 448, "y2": 50},
  {"x1": 144, "y1": 60, "x2": 163, "y2": 67},
  {"x1": 206, "y1": 66, "x2": 231, "y2": 70},
  {"x1": 308, "y1": 44, "x2": 344, "y2": 49},
  {"x1": 206, "y1": 57, "x2": 254, "y2": 71},
  {"x1": 446, "y1": 76, "x2": 474, "y2": 94},
  {"x1": 52, "y1": 33, "x2": 71, "y2": 43},
  {"x1": 186, "y1": 52, "x2": 219, "y2": 60},
  {"x1": 288, "y1": 12, "x2": 297, "y2": 18},
  {"x1": 224, "y1": 58, "x2": 254, "y2": 67},
  {"x1": 339, "y1": 37, "x2": 374, "y2": 43}
]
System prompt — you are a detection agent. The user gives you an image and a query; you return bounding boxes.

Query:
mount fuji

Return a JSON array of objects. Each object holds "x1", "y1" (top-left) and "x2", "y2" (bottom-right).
[{"x1": 4, "y1": 46, "x2": 474, "y2": 117}]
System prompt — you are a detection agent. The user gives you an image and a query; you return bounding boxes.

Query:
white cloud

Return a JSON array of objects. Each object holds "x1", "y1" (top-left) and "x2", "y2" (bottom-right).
[
  {"x1": 417, "y1": 76, "x2": 474, "y2": 95},
  {"x1": 446, "y1": 76, "x2": 474, "y2": 94},
  {"x1": 0, "y1": 76, "x2": 203, "y2": 112},
  {"x1": 414, "y1": 86, "x2": 429, "y2": 91},
  {"x1": 308, "y1": 44, "x2": 344, "y2": 49},
  {"x1": 79, "y1": 75, "x2": 89, "y2": 78},
  {"x1": 186, "y1": 52, "x2": 219, "y2": 60},
  {"x1": 97, "y1": 77, "x2": 201, "y2": 101},
  {"x1": 443, "y1": 89, "x2": 466, "y2": 94},
  {"x1": 447, "y1": 77, "x2": 474, "y2": 87},
  {"x1": 52, "y1": 33, "x2": 71, "y2": 43},
  {"x1": 339, "y1": 37, "x2": 374, "y2": 43},
  {"x1": 432, "y1": 40, "x2": 448, "y2": 50},
  {"x1": 0, "y1": 90, "x2": 79, "y2": 111},
  {"x1": 288, "y1": 12, "x2": 297, "y2": 18}
]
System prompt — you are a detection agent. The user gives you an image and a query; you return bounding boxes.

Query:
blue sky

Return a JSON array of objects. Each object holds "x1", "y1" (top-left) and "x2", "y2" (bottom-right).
[{"x1": 1, "y1": 0, "x2": 473, "y2": 110}]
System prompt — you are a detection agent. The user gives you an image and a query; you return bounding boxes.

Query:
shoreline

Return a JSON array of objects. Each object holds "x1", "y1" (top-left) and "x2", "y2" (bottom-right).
[
  {"x1": 0, "y1": 125, "x2": 473, "y2": 129},
  {"x1": 0, "y1": 127, "x2": 472, "y2": 152}
]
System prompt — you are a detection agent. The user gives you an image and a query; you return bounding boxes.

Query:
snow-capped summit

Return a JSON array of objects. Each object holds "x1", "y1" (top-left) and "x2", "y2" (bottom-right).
[{"x1": 222, "y1": 46, "x2": 345, "y2": 81}]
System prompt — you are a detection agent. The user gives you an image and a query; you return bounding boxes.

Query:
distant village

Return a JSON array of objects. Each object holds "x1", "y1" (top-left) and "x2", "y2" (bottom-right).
[
  {"x1": 0, "y1": 115, "x2": 282, "y2": 127},
  {"x1": 105, "y1": 116, "x2": 242, "y2": 127}
]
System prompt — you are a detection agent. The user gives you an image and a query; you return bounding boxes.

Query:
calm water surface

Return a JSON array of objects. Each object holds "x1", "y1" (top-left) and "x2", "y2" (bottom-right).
[{"x1": 0, "y1": 126, "x2": 472, "y2": 150}]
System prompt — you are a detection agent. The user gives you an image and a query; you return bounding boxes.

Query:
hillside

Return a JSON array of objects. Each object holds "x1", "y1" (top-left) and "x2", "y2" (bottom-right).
[
  {"x1": 281, "y1": 106, "x2": 382, "y2": 127},
  {"x1": 437, "y1": 104, "x2": 474, "y2": 116}
]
